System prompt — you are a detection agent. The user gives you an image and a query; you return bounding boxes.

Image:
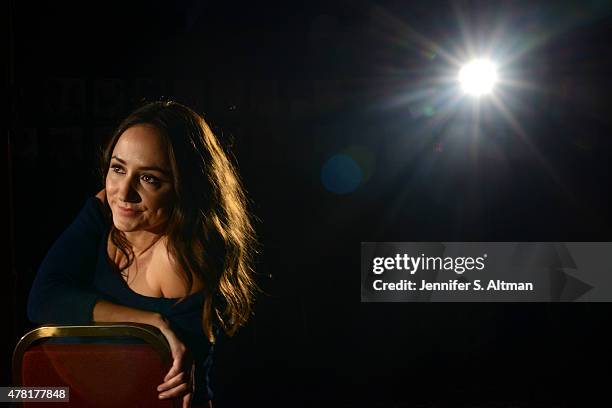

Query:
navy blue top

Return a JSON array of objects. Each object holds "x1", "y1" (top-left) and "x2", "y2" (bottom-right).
[{"x1": 27, "y1": 197, "x2": 213, "y2": 403}]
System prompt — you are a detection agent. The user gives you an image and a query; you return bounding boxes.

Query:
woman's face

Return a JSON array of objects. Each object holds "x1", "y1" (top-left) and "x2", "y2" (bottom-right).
[{"x1": 106, "y1": 125, "x2": 174, "y2": 234}]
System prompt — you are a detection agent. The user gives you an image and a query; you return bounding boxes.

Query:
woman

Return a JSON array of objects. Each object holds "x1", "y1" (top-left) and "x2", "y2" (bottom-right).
[{"x1": 27, "y1": 100, "x2": 258, "y2": 407}]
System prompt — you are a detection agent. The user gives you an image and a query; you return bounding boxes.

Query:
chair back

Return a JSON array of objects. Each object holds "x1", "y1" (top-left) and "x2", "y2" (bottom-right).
[{"x1": 13, "y1": 323, "x2": 179, "y2": 408}]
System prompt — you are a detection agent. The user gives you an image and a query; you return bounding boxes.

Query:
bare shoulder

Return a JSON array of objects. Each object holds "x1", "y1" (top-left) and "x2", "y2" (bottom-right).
[
  {"x1": 150, "y1": 238, "x2": 204, "y2": 298},
  {"x1": 95, "y1": 189, "x2": 107, "y2": 204}
]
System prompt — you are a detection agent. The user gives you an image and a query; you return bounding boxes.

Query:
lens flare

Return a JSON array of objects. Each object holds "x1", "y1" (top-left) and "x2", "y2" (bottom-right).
[
  {"x1": 321, "y1": 154, "x2": 362, "y2": 194},
  {"x1": 458, "y1": 59, "x2": 498, "y2": 96}
]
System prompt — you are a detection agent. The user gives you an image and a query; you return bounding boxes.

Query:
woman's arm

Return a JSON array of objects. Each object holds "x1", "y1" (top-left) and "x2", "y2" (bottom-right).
[{"x1": 92, "y1": 299, "x2": 161, "y2": 326}]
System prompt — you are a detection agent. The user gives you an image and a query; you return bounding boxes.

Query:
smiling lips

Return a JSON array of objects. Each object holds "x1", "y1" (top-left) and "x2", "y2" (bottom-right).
[{"x1": 117, "y1": 205, "x2": 141, "y2": 217}]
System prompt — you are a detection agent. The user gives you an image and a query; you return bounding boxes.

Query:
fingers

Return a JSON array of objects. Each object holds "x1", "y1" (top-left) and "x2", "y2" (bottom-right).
[
  {"x1": 158, "y1": 371, "x2": 186, "y2": 393},
  {"x1": 159, "y1": 363, "x2": 194, "y2": 400},
  {"x1": 158, "y1": 382, "x2": 190, "y2": 400}
]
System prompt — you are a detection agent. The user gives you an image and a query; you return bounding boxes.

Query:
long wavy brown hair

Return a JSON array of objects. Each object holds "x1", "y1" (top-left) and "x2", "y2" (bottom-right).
[{"x1": 100, "y1": 100, "x2": 257, "y2": 342}]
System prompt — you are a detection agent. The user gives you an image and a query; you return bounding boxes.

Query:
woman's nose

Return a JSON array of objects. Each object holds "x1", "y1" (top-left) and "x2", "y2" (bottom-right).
[{"x1": 117, "y1": 176, "x2": 140, "y2": 202}]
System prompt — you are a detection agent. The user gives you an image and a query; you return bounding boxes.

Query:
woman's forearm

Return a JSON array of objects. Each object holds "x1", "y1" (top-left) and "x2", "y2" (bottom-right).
[{"x1": 92, "y1": 299, "x2": 165, "y2": 329}]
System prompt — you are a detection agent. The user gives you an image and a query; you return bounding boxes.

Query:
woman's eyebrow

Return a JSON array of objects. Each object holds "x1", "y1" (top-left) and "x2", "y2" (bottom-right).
[{"x1": 111, "y1": 155, "x2": 171, "y2": 175}]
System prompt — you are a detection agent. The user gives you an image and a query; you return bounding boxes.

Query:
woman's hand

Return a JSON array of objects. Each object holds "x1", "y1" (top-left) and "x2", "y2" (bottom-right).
[
  {"x1": 92, "y1": 302, "x2": 196, "y2": 407},
  {"x1": 157, "y1": 318, "x2": 195, "y2": 408}
]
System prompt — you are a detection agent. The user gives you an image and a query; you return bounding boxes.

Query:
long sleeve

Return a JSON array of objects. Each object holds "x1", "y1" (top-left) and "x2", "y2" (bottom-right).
[{"x1": 27, "y1": 197, "x2": 107, "y2": 325}]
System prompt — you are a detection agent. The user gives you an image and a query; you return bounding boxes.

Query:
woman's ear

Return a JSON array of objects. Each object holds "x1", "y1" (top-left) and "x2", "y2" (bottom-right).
[{"x1": 95, "y1": 188, "x2": 107, "y2": 204}]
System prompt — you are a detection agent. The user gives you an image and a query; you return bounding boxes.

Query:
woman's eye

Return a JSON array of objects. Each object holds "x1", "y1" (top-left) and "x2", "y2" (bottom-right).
[
  {"x1": 141, "y1": 174, "x2": 160, "y2": 185},
  {"x1": 110, "y1": 165, "x2": 125, "y2": 174}
]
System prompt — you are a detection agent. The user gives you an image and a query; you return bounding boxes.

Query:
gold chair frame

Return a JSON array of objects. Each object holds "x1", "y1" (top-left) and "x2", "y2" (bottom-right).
[{"x1": 12, "y1": 322, "x2": 175, "y2": 407}]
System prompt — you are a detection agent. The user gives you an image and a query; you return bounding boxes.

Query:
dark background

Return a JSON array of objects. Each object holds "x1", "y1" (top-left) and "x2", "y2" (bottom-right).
[{"x1": 6, "y1": 0, "x2": 612, "y2": 406}]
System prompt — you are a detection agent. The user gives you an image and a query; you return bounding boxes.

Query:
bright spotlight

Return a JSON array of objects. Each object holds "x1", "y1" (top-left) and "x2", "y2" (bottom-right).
[{"x1": 458, "y1": 59, "x2": 498, "y2": 96}]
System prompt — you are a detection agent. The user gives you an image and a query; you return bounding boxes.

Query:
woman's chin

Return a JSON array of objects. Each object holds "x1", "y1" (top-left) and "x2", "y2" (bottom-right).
[{"x1": 112, "y1": 220, "x2": 140, "y2": 232}]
